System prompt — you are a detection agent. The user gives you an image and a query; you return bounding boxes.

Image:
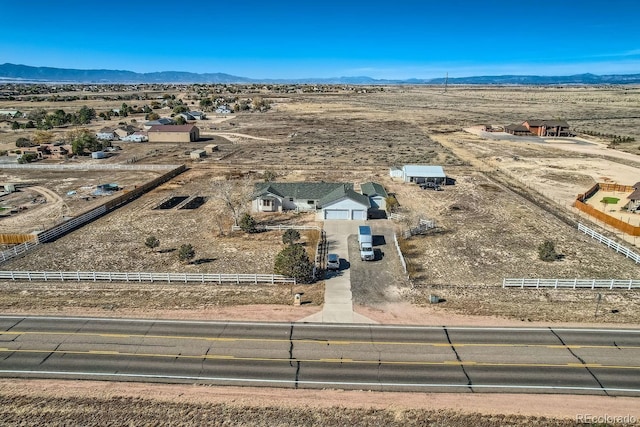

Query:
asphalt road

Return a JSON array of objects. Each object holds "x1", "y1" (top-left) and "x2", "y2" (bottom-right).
[{"x1": 1, "y1": 316, "x2": 639, "y2": 396}]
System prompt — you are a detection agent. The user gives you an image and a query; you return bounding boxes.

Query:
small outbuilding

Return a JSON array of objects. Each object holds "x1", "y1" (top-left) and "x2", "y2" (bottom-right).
[
  {"x1": 91, "y1": 151, "x2": 106, "y2": 159},
  {"x1": 190, "y1": 149, "x2": 206, "y2": 159},
  {"x1": 399, "y1": 165, "x2": 446, "y2": 185},
  {"x1": 204, "y1": 144, "x2": 219, "y2": 154}
]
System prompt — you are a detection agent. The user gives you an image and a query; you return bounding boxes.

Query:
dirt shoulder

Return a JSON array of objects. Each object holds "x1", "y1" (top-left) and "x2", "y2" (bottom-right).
[{"x1": 0, "y1": 379, "x2": 637, "y2": 425}]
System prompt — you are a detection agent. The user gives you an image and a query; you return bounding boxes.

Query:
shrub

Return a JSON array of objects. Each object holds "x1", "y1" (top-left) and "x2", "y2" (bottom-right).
[
  {"x1": 145, "y1": 236, "x2": 160, "y2": 252},
  {"x1": 538, "y1": 240, "x2": 558, "y2": 262},
  {"x1": 239, "y1": 213, "x2": 258, "y2": 233},
  {"x1": 15, "y1": 137, "x2": 32, "y2": 147},
  {"x1": 178, "y1": 244, "x2": 195, "y2": 264}
]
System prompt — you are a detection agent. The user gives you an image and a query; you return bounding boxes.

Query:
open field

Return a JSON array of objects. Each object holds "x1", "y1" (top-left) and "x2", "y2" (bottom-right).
[{"x1": 1, "y1": 85, "x2": 640, "y2": 324}]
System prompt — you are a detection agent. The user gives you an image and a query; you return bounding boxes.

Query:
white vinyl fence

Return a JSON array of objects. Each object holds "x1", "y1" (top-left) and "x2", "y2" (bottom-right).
[
  {"x1": 0, "y1": 271, "x2": 296, "y2": 285},
  {"x1": 393, "y1": 233, "x2": 408, "y2": 275},
  {"x1": 0, "y1": 164, "x2": 178, "y2": 171},
  {"x1": 577, "y1": 223, "x2": 640, "y2": 263},
  {"x1": 232, "y1": 224, "x2": 322, "y2": 232},
  {"x1": 503, "y1": 278, "x2": 640, "y2": 290},
  {"x1": 0, "y1": 240, "x2": 39, "y2": 263}
]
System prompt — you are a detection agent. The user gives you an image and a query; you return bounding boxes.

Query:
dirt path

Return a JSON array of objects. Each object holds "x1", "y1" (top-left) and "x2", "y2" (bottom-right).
[
  {"x1": 0, "y1": 186, "x2": 67, "y2": 233},
  {"x1": 209, "y1": 131, "x2": 275, "y2": 142}
]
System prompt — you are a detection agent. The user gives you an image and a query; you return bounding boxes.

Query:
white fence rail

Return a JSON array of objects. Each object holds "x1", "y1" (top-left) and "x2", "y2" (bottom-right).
[
  {"x1": 578, "y1": 223, "x2": 640, "y2": 263},
  {"x1": 388, "y1": 212, "x2": 406, "y2": 221},
  {"x1": 0, "y1": 271, "x2": 296, "y2": 285},
  {"x1": 0, "y1": 241, "x2": 39, "y2": 263},
  {"x1": 36, "y1": 206, "x2": 108, "y2": 243},
  {"x1": 503, "y1": 278, "x2": 640, "y2": 290},
  {"x1": 232, "y1": 225, "x2": 322, "y2": 232},
  {"x1": 393, "y1": 233, "x2": 408, "y2": 275},
  {"x1": 0, "y1": 164, "x2": 179, "y2": 171}
]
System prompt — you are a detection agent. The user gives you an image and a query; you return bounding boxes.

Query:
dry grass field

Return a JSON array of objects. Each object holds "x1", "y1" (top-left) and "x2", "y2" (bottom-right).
[
  {"x1": 2, "y1": 85, "x2": 640, "y2": 324},
  {"x1": 2, "y1": 84, "x2": 640, "y2": 421}
]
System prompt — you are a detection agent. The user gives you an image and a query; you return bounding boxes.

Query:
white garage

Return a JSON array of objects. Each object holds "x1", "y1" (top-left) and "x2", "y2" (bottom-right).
[
  {"x1": 324, "y1": 209, "x2": 349, "y2": 220},
  {"x1": 319, "y1": 187, "x2": 370, "y2": 221},
  {"x1": 351, "y1": 209, "x2": 366, "y2": 220}
]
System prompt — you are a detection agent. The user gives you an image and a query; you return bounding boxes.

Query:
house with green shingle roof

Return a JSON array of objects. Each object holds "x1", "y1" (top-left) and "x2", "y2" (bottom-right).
[{"x1": 252, "y1": 182, "x2": 370, "y2": 220}]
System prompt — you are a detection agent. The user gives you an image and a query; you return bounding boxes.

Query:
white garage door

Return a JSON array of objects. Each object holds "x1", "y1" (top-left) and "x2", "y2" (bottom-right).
[
  {"x1": 324, "y1": 209, "x2": 349, "y2": 220},
  {"x1": 351, "y1": 210, "x2": 366, "y2": 220}
]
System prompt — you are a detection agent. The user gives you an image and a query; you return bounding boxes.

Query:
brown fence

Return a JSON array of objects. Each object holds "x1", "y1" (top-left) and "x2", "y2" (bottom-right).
[
  {"x1": 0, "y1": 234, "x2": 36, "y2": 244},
  {"x1": 574, "y1": 183, "x2": 640, "y2": 236}
]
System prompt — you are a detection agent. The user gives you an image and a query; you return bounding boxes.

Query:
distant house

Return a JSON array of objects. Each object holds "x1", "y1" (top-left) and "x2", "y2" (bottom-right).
[
  {"x1": 121, "y1": 131, "x2": 148, "y2": 142},
  {"x1": 148, "y1": 125, "x2": 200, "y2": 143},
  {"x1": 252, "y1": 182, "x2": 370, "y2": 220},
  {"x1": 187, "y1": 111, "x2": 206, "y2": 120},
  {"x1": 361, "y1": 182, "x2": 388, "y2": 211},
  {"x1": 114, "y1": 125, "x2": 138, "y2": 139},
  {"x1": 96, "y1": 128, "x2": 118, "y2": 141},
  {"x1": 0, "y1": 110, "x2": 19, "y2": 118},
  {"x1": 522, "y1": 120, "x2": 571, "y2": 137},
  {"x1": 505, "y1": 124, "x2": 531, "y2": 136},
  {"x1": 22, "y1": 142, "x2": 72, "y2": 160},
  {"x1": 143, "y1": 118, "x2": 175, "y2": 130},
  {"x1": 216, "y1": 105, "x2": 232, "y2": 114},
  {"x1": 627, "y1": 182, "x2": 640, "y2": 212},
  {"x1": 393, "y1": 165, "x2": 447, "y2": 185}
]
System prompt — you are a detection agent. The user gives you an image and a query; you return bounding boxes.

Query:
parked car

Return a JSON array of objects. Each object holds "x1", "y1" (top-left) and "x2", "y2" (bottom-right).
[{"x1": 327, "y1": 253, "x2": 340, "y2": 270}]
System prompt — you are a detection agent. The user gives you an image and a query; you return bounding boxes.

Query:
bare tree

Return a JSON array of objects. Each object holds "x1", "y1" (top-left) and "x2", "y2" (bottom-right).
[{"x1": 211, "y1": 177, "x2": 254, "y2": 226}]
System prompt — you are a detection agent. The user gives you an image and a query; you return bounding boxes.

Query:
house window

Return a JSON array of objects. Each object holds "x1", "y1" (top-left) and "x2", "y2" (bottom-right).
[
  {"x1": 289, "y1": 197, "x2": 294, "y2": 202},
  {"x1": 262, "y1": 199, "x2": 272, "y2": 207},
  {"x1": 307, "y1": 200, "x2": 314, "y2": 205}
]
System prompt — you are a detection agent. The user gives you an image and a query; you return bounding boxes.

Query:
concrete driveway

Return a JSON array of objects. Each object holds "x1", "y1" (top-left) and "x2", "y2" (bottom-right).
[{"x1": 299, "y1": 220, "x2": 376, "y2": 324}]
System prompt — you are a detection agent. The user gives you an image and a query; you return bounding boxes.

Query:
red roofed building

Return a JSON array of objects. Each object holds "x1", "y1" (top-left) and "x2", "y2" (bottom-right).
[{"x1": 147, "y1": 125, "x2": 200, "y2": 143}]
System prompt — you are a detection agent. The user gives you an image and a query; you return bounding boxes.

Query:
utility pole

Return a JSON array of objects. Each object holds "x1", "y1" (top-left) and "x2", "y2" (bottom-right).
[{"x1": 444, "y1": 72, "x2": 448, "y2": 93}]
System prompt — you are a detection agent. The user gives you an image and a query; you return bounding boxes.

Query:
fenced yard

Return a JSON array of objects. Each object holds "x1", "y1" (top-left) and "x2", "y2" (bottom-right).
[
  {"x1": 0, "y1": 270, "x2": 295, "y2": 285},
  {"x1": 503, "y1": 278, "x2": 640, "y2": 290}
]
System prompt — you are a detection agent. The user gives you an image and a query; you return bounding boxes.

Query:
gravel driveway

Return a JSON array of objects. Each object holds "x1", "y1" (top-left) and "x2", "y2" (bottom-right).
[{"x1": 348, "y1": 222, "x2": 409, "y2": 305}]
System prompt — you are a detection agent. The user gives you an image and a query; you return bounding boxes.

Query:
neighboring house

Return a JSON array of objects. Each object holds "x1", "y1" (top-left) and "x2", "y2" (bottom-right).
[
  {"x1": 188, "y1": 111, "x2": 206, "y2": 120},
  {"x1": 395, "y1": 165, "x2": 447, "y2": 185},
  {"x1": 0, "y1": 110, "x2": 19, "y2": 118},
  {"x1": 216, "y1": 105, "x2": 232, "y2": 114},
  {"x1": 148, "y1": 125, "x2": 200, "y2": 143},
  {"x1": 22, "y1": 143, "x2": 72, "y2": 160},
  {"x1": 252, "y1": 182, "x2": 370, "y2": 220},
  {"x1": 143, "y1": 118, "x2": 175, "y2": 130},
  {"x1": 360, "y1": 182, "x2": 388, "y2": 211},
  {"x1": 121, "y1": 131, "x2": 148, "y2": 142},
  {"x1": 522, "y1": 120, "x2": 571, "y2": 137},
  {"x1": 96, "y1": 128, "x2": 118, "y2": 141},
  {"x1": 627, "y1": 182, "x2": 640, "y2": 212},
  {"x1": 114, "y1": 125, "x2": 137, "y2": 139},
  {"x1": 505, "y1": 124, "x2": 531, "y2": 136}
]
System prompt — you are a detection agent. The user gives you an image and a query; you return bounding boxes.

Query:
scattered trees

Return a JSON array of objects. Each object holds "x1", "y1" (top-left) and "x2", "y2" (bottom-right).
[
  {"x1": 174, "y1": 116, "x2": 187, "y2": 125},
  {"x1": 15, "y1": 137, "x2": 33, "y2": 147},
  {"x1": 274, "y1": 244, "x2": 314, "y2": 284},
  {"x1": 211, "y1": 178, "x2": 254, "y2": 226},
  {"x1": 66, "y1": 128, "x2": 103, "y2": 155},
  {"x1": 18, "y1": 152, "x2": 38, "y2": 164}
]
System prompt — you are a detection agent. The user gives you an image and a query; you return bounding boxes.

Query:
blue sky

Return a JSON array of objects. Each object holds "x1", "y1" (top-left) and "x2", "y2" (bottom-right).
[{"x1": 1, "y1": 0, "x2": 639, "y2": 79}]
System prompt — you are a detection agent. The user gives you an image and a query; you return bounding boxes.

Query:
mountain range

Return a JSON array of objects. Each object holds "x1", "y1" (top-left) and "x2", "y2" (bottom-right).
[{"x1": 1, "y1": 63, "x2": 639, "y2": 85}]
